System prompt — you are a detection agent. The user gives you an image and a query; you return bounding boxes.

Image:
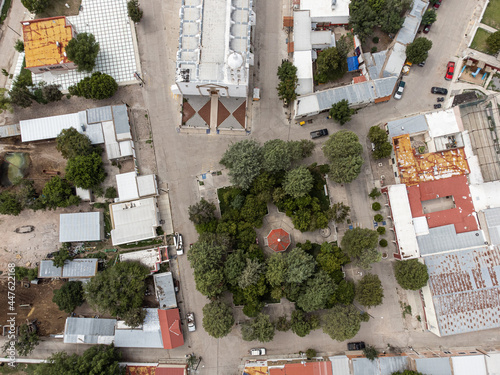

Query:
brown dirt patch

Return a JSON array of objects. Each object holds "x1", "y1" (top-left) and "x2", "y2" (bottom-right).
[
  {"x1": 361, "y1": 27, "x2": 394, "y2": 54},
  {"x1": 35, "y1": 0, "x2": 83, "y2": 19},
  {"x1": 0, "y1": 278, "x2": 68, "y2": 336}
]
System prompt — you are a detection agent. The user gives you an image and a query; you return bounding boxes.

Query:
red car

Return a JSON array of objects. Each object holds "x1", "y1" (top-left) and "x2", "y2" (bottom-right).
[
  {"x1": 433, "y1": 0, "x2": 442, "y2": 9},
  {"x1": 445, "y1": 61, "x2": 455, "y2": 80}
]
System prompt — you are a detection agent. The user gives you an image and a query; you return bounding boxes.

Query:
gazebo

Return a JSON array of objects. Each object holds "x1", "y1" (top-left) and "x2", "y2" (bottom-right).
[{"x1": 266, "y1": 228, "x2": 291, "y2": 252}]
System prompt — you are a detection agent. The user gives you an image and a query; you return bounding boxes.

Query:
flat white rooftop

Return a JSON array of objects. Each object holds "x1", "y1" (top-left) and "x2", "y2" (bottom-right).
[
  {"x1": 299, "y1": 0, "x2": 350, "y2": 24},
  {"x1": 119, "y1": 247, "x2": 164, "y2": 272}
]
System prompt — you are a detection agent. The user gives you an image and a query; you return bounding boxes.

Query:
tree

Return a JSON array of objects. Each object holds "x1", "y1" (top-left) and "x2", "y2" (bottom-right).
[
  {"x1": 297, "y1": 270, "x2": 336, "y2": 312},
  {"x1": 394, "y1": 259, "x2": 429, "y2": 290},
  {"x1": 356, "y1": 274, "x2": 384, "y2": 307},
  {"x1": 202, "y1": 300, "x2": 234, "y2": 338},
  {"x1": 240, "y1": 194, "x2": 267, "y2": 227},
  {"x1": 348, "y1": 0, "x2": 378, "y2": 41},
  {"x1": 373, "y1": 142, "x2": 393, "y2": 159},
  {"x1": 276, "y1": 60, "x2": 298, "y2": 103},
  {"x1": 288, "y1": 139, "x2": 315, "y2": 159},
  {"x1": 241, "y1": 313, "x2": 275, "y2": 342},
  {"x1": 65, "y1": 152, "x2": 106, "y2": 189},
  {"x1": 377, "y1": 226, "x2": 386, "y2": 235},
  {"x1": 322, "y1": 304, "x2": 362, "y2": 341},
  {"x1": 380, "y1": 10, "x2": 404, "y2": 34},
  {"x1": 316, "y1": 242, "x2": 349, "y2": 277},
  {"x1": 406, "y1": 37, "x2": 433, "y2": 64},
  {"x1": 65, "y1": 33, "x2": 100, "y2": 72},
  {"x1": 35, "y1": 344, "x2": 123, "y2": 375},
  {"x1": 363, "y1": 345, "x2": 379, "y2": 361},
  {"x1": 224, "y1": 249, "x2": 246, "y2": 287},
  {"x1": 290, "y1": 310, "x2": 319, "y2": 337},
  {"x1": 85, "y1": 261, "x2": 149, "y2": 327},
  {"x1": 368, "y1": 126, "x2": 388, "y2": 145},
  {"x1": 56, "y1": 128, "x2": 94, "y2": 159},
  {"x1": 276, "y1": 315, "x2": 291, "y2": 331},
  {"x1": 42, "y1": 84, "x2": 63, "y2": 102},
  {"x1": 69, "y1": 72, "x2": 118, "y2": 99},
  {"x1": 105, "y1": 187, "x2": 117, "y2": 199},
  {"x1": 9, "y1": 85, "x2": 33, "y2": 108},
  {"x1": 369, "y1": 187, "x2": 381, "y2": 199},
  {"x1": 379, "y1": 239, "x2": 388, "y2": 247},
  {"x1": 316, "y1": 47, "x2": 347, "y2": 83},
  {"x1": 188, "y1": 198, "x2": 217, "y2": 225},
  {"x1": 305, "y1": 348, "x2": 317, "y2": 359},
  {"x1": 330, "y1": 202, "x2": 350, "y2": 223},
  {"x1": 422, "y1": 9, "x2": 437, "y2": 25},
  {"x1": 329, "y1": 279, "x2": 355, "y2": 305},
  {"x1": 220, "y1": 140, "x2": 263, "y2": 190},
  {"x1": 14, "y1": 40, "x2": 24, "y2": 52},
  {"x1": 341, "y1": 227, "x2": 378, "y2": 259},
  {"x1": 41, "y1": 176, "x2": 80, "y2": 209},
  {"x1": 52, "y1": 281, "x2": 84, "y2": 313},
  {"x1": 266, "y1": 253, "x2": 288, "y2": 288},
  {"x1": 283, "y1": 166, "x2": 314, "y2": 198},
  {"x1": 127, "y1": 0, "x2": 143, "y2": 22},
  {"x1": 3, "y1": 323, "x2": 39, "y2": 357},
  {"x1": 0, "y1": 191, "x2": 22, "y2": 215},
  {"x1": 323, "y1": 131, "x2": 364, "y2": 183},
  {"x1": 329, "y1": 99, "x2": 355, "y2": 125},
  {"x1": 239, "y1": 258, "x2": 266, "y2": 289},
  {"x1": 372, "y1": 202, "x2": 381, "y2": 211},
  {"x1": 52, "y1": 245, "x2": 73, "y2": 268},
  {"x1": 262, "y1": 139, "x2": 292, "y2": 172},
  {"x1": 487, "y1": 31, "x2": 500, "y2": 54},
  {"x1": 286, "y1": 247, "x2": 316, "y2": 284},
  {"x1": 358, "y1": 247, "x2": 382, "y2": 269},
  {"x1": 21, "y1": 0, "x2": 49, "y2": 13}
]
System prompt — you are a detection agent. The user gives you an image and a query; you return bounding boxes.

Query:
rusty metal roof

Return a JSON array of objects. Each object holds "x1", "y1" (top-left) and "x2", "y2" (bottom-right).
[{"x1": 425, "y1": 246, "x2": 500, "y2": 336}]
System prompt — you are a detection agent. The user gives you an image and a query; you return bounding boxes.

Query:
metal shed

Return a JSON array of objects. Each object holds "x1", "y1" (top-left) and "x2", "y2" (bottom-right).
[
  {"x1": 64, "y1": 317, "x2": 116, "y2": 344},
  {"x1": 153, "y1": 272, "x2": 177, "y2": 309},
  {"x1": 59, "y1": 212, "x2": 103, "y2": 242}
]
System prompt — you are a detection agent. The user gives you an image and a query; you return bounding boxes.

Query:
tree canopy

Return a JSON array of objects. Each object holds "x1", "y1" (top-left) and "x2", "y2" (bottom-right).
[
  {"x1": 52, "y1": 245, "x2": 73, "y2": 268},
  {"x1": 356, "y1": 273, "x2": 384, "y2": 307},
  {"x1": 262, "y1": 139, "x2": 292, "y2": 173},
  {"x1": 316, "y1": 47, "x2": 347, "y2": 83},
  {"x1": 188, "y1": 198, "x2": 217, "y2": 225},
  {"x1": 3, "y1": 323, "x2": 39, "y2": 357},
  {"x1": 265, "y1": 253, "x2": 288, "y2": 288},
  {"x1": 21, "y1": 0, "x2": 49, "y2": 13},
  {"x1": 277, "y1": 60, "x2": 298, "y2": 103},
  {"x1": 329, "y1": 99, "x2": 355, "y2": 125},
  {"x1": 323, "y1": 131, "x2": 364, "y2": 183},
  {"x1": 341, "y1": 228, "x2": 381, "y2": 269},
  {"x1": 316, "y1": 242, "x2": 350, "y2": 277},
  {"x1": 283, "y1": 166, "x2": 314, "y2": 198},
  {"x1": 202, "y1": 300, "x2": 234, "y2": 338},
  {"x1": 69, "y1": 72, "x2": 118, "y2": 100},
  {"x1": 322, "y1": 304, "x2": 362, "y2": 341},
  {"x1": 65, "y1": 33, "x2": 100, "y2": 72},
  {"x1": 220, "y1": 140, "x2": 263, "y2": 190},
  {"x1": 487, "y1": 31, "x2": 500, "y2": 54},
  {"x1": 422, "y1": 9, "x2": 437, "y2": 25},
  {"x1": 368, "y1": 126, "x2": 392, "y2": 159},
  {"x1": 65, "y1": 152, "x2": 106, "y2": 189},
  {"x1": 290, "y1": 309, "x2": 320, "y2": 337},
  {"x1": 127, "y1": 0, "x2": 143, "y2": 22},
  {"x1": 52, "y1": 281, "x2": 84, "y2": 313},
  {"x1": 85, "y1": 261, "x2": 149, "y2": 327},
  {"x1": 394, "y1": 259, "x2": 429, "y2": 290},
  {"x1": 0, "y1": 191, "x2": 22, "y2": 216},
  {"x1": 41, "y1": 176, "x2": 80, "y2": 209},
  {"x1": 56, "y1": 128, "x2": 95, "y2": 159},
  {"x1": 406, "y1": 37, "x2": 433, "y2": 64},
  {"x1": 241, "y1": 313, "x2": 275, "y2": 342},
  {"x1": 296, "y1": 270, "x2": 336, "y2": 312},
  {"x1": 286, "y1": 247, "x2": 316, "y2": 284}
]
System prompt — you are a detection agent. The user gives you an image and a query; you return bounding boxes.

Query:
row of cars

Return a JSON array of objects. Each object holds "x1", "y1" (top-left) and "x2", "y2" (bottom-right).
[
  {"x1": 249, "y1": 342, "x2": 366, "y2": 357},
  {"x1": 395, "y1": 61, "x2": 454, "y2": 100}
]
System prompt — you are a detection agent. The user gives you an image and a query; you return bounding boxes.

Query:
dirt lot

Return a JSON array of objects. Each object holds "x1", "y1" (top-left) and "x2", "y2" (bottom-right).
[
  {"x1": 0, "y1": 278, "x2": 67, "y2": 336},
  {"x1": 130, "y1": 109, "x2": 158, "y2": 176}
]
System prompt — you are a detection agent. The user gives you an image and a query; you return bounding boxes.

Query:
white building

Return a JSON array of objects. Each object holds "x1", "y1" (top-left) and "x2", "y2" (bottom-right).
[
  {"x1": 298, "y1": 0, "x2": 351, "y2": 25},
  {"x1": 174, "y1": 0, "x2": 255, "y2": 98}
]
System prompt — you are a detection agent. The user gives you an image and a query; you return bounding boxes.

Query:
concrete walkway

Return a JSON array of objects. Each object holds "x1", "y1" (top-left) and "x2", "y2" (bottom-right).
[{"x1": 479, "y1": 22, "x2": 497, "y2": 33}]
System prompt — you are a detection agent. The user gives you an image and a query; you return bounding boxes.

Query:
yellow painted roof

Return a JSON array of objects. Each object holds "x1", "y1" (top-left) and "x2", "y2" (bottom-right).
[
  {"x1": 394, "y1": 134, "x2": 469, "y2": 186},
  {"x1": 22, "y1": 17, "x2": 73, "y2": 68}
]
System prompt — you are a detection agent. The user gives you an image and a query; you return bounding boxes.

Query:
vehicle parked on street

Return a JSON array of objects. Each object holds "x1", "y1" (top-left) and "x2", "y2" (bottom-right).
[
  {"x1": 394, "y1": 81, "x2": 406, "y2": 100},
  {"x1": 437, "y1": 97, "x2": 444, "y2": 102},
  {"x1": 187, "y1": 312, "x2": 196, "y2": 332},
  {"x1": 250, "y1": 348, "x2": 267, "y2": 356},
  {"x1": 310, "y1": 129, "x2": 329, "y2": 139},
  {"x1": 418, "y1": 60, "x2": 426, "y2": 67},
  {"x1": 434, "y1": 104, "x2": 442, "y2": 109},
  {"x1": 433, "y1": 0, "x2": 442, "y2": 9},
  {"x1": 431, "y1": 87, "x2": 448, "y2": 95},
  {"x1": 174, "y1": 232, "x2": 184, "y2": 255},
  {"x1": 347, "y1": 342, "x2": 366, "y2": 351},
  {"x1": 445, "y1": 61, "x2": 455, "y2": 80},
  {"x1": 423, "y1": 24, "x2": 431, "y2": 33}
]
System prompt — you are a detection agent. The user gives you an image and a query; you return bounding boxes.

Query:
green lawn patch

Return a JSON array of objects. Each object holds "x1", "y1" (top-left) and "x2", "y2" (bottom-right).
[
  {"x1": 471, "y1": 27, "x2": 492, "y2": 54},
  {"x1": 35, "y1": 0, "x2": 82, "y2": 18},
  {"x1": 482, "y1": 0, "x2": 500, "y2": 29}
]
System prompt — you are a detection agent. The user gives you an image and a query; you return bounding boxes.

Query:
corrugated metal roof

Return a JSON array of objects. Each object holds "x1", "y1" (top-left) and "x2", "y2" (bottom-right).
[
  {"x1": 87, "y1": 106, "x2": 113, "y2": 124},
  {"x1": 20, "y1": 113, "x2": 82, "y2": 142},
  {"x1": 352, "y1": 358, "x2": 379, "y2": 375},
  {"x1": 59, "y1": 212, "x2": 103, "y2": 242},
  {"x1": 396, "y1": 16, "x2": 420, "y2": 45},
  {"x1": 485, "y1": 353, "x2": 500, "y2": 374},
  {"x1": 64, "y1": 317, "x2": 116, "y2": 344},
  {"x1": 116, "y1": 172, "x2": 140, "y2": 201},
  {"x1": 383, "y1": 43, "x2": 406, "y2": 77},
  {"x1": 154, "y1": 272, "x2": 177, "y2": 309},
  {"x1": 329, "y1": 356, "x2": 349, "y2": 375},
  {"x1": 387, "y1": 114, "x2": 428, "y2": 138},
  {"x1": 379, "y1": 357, "x2": 409, "y2": 375},
  {"x1": 425, "y1": 246, "x2": 500, "y2": 336},
  {"x1": 415, "y1": 358, "x2": 452, "y2": 375},
  {"x1": 85, "y1": 123, "x2": 105, "y2": 144},
  {"x1": 373, "y1": 76, "x2": 398, "y2": 97},
  {"x1": 137, "y1": 175, "x2": 158, "y2": 197},
  {"x1": 410, "y1": 0, "x2": 427, "y2": 17},
  {"x1": 0, "y1": 124, "x2": 21, "y2": 138},
  {"x1": 114, "y1": 308, "x2": 164, "y2": 348},
  {"x1": 365, "y1": 51, "x2": 387, "y2": 79},
  {"x1": 112, "y1": 105, "x2": 131, "y2": 139},
  {"x1": 417, "y1": 224, "x2": 485, "y2": 256},
  {"x1": 38, "y1": 260, "x2": 63, "y2": 278},
  {"x1": 62, "y1": 259, "x2": 98, "y2": 278},
  {"x1": 452, "y1": 355, "x2": 487, "y2": 375},
  {"x1": 484, "y1": 208, "x2": 500, "y2": 245}
]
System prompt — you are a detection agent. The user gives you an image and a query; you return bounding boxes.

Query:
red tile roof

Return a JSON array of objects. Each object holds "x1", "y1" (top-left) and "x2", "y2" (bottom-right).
[
  {"x1": 353, "y1": 76, "x2": 367, "y2": 83},
  {"x1": 267, "y1": 229, "x2": 291, "y2": 252},
  {"x1": 407, "y1": 175, "x2": 477, "y2": 233},
  {"x1": 269, "y1": 362, "x2": 333, "y2": 375},
  {"x1": 158, "y1": 309, "x2": 184, "y2": 349}
]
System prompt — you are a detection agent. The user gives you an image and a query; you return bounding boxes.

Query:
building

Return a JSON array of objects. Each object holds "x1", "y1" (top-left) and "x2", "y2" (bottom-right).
[
  {"x1": 119, "y1": 247, "x2": 168, "y2": 273},
  {"x1": 114, "y1": 308, "x2": 165, "y2": 349},
  {"x1": 126, "y1": 364, "x2": 188, "y2": 375},
  {"x1": 266, "y1": 229, "x2": 291, "y2": 252},
  {"x1": 115, "y1": 172, "x2": 158, "y2": 202},
  {"x1": 174, "y1": 0, "x2": 255, "y2": 98},
  {"x1": 153, "y1": 272, "x2": 177, "y2": 309},
  {"x1": 64, "y1": 317, "x2": 116, "y2": 344},
  {"x1": 158, "y1": 308, "x2": 184, "y2": 349},
  {"x1": 298, "y1": 0, "x2": 351, "y2": 25},
  {"x1": 22, "y1": 17, "x2": 76, "y2": 74},
  {"x1": 59, "y1": 212, "x2": 103, "y2": 242},
  {"x1": 19, "y1": 105, "x2": 134, "y2": 161},
  {"x1": 38, "y1": 259, "x2": 98, "y2": 279}
]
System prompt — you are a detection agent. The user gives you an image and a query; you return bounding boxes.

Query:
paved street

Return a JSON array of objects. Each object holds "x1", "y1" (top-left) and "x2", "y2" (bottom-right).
[{"x1": 2, "y1": 0, "x2": 500, "y2": 372}]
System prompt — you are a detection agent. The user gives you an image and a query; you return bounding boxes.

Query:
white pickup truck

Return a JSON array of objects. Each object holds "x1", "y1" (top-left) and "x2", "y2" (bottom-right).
[{"x1": 187, "y1": 312, "x2": 196, "y2": 332}]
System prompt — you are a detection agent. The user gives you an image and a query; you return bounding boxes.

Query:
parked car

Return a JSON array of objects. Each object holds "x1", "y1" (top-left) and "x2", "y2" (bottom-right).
[
  {"x1": 347, "y1": 342, "x2": 366, "y2": 351},
  {"x1": 46, "y1": 252, "x2": 55, "y2": 259},
  {"x1": 250, "y1": 348, "x2": 267, "y2": 356},
  {"x1": 445, "y1": 61, "x2": 455, "y2": 80},
  {"x1": 394, "y1": 81, "x2": 406, "y2": 100},
  {"x1": 431, "y1": 87, "x2": 448, "y2": 95},
  {"x1": 418, "y1": 59, "x2": 426, "y2": 67},
  {"x1": 187, "y1": 312, "x2": 196, "y2": 332},
  {"x1": 174, "y1": 232, "x2": 184, "y2": 255},
  {"x1": 423, "y1": 24, "x2": 431, "y2": 33},
  {"x1": 310, "y1": 129, "x2": 329, "y2": 139},
  {"x1": 433, "y1": 0, "x2": 442, "y2": 9}
]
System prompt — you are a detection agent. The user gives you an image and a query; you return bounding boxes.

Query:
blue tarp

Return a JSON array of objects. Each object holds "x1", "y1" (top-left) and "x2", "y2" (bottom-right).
[{"x1": 347, "y1": 56, "x2": 359, "y2": 72}]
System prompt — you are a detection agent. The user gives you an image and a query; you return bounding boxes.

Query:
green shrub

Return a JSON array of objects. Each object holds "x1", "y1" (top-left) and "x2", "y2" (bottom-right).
[
  {"x1": 372, "y1": 37, "x2": 379, "y2": 43},
  {"x1": 379, "y1": 239, "x2": 388, "y2": 247},
  {"x1": 372, "y1": 202, "x2": 381, "y2": 211},
  {"x1": 377, "y1": 226, "x2": 386, "y2": 235},
  {"x1": 374, "y1": 214, "x2": 383, "y2": 222},
  {"x1": 371, "y1": 47, "x2": 377, "y2": 53}
]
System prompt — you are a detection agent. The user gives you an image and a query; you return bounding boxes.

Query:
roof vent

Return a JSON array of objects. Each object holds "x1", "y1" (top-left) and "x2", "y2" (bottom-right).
[
  {"x1": 56, "y1": 41, "x2": 61, "y2": 47},
  {"x1": 331, "y1": 0, "x2": 337, "y2": 8}
]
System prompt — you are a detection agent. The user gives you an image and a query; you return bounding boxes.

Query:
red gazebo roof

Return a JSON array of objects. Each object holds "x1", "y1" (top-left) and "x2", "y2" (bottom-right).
[{"x1": 267, "y1": 229, "x2": 291, "y2": 252}]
